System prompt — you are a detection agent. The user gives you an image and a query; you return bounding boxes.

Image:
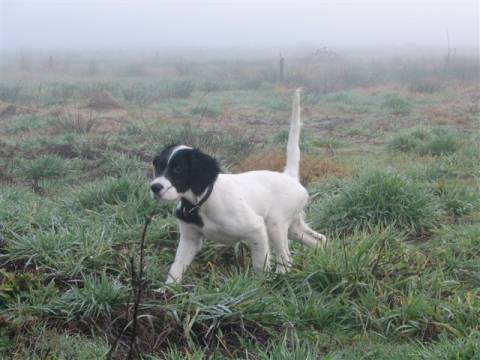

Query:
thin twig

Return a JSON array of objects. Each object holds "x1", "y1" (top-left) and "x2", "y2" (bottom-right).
[
  {"x1": 107, "y1": 213, "x2": 154, "y2": 360},
  {"x1": 127, "y1": 214, "x2": 153, "y2": 360}
]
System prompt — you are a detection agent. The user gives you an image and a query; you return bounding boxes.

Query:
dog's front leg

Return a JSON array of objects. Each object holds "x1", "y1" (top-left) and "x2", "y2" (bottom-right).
[
  {"x1": 248, "y1": 225, "x2": 271, "y2": 272},
  {"x1": 166, "y1": 223, "x2": 204, "y2": 284}
]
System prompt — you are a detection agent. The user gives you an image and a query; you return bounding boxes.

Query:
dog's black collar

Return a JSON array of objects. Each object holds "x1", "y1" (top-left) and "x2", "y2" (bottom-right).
[{"x1": 175, "y1": 182, "x2": 215, "y2": 227}]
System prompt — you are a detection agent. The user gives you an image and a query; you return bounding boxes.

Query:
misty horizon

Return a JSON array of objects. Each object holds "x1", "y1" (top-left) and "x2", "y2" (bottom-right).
[{"x1": 1, "y1": 0, "x2": 478, "y2": 55}]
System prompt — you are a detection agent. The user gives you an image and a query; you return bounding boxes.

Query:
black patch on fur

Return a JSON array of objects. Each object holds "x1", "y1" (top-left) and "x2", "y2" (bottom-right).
[
  {"x1": 152, "y1": 145, "x2": 220, "y2": 227},
  {"x1": 175, "y1": 198, "x2": 204, "y2": 227},
  {"x1": 187, "y1": 149, "x2": 220, "y2": 196},
  {"x1": 153, "y1": 146, "x2": 219, "y2": 196},
  {"x1": 152, "y1": 144, "x2": 177, "y2": 176}
]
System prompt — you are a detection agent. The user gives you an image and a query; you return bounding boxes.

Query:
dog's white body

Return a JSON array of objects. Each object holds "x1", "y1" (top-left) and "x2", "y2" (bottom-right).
[{"x1": 154, "y1": 89, "x2": 326, "y2": 284}]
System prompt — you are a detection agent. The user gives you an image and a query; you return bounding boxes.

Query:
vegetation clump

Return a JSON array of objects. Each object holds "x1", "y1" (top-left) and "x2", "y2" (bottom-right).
[
  {"x1": 382, "y1": 94, "x2": 412, "y2": 115},
  {"x1": 310, "y1": 171, "x2": 439, "y2": 235},
  {"x1": 387, "y1": 127, "x2": 462, "y2": 156},
  {"x1": 13, "y1": 155, "x2": 66, "y2": 192}
]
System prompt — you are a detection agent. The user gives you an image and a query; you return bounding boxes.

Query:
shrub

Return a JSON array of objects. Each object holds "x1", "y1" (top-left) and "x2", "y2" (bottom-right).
[
  {"x1": 310, "y1": 171, "x2": 439, "y2": 235},
  {"x1": 387, "y1": 127, "x2": 462, "y2": 156},
  {"x1": 13, "y1": 155, "x2": 66, "y2": 192},
  {"x1": 382, "y1": 94, "x2": 412, "y2": 115}
]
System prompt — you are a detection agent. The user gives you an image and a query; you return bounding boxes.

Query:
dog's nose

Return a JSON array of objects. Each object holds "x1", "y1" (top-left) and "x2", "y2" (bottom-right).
[{"x1": 150, "y1": 183, "x2": 164, "y2": 194}]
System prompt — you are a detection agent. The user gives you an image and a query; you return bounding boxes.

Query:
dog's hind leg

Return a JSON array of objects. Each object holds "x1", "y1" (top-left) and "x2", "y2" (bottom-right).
[
  {"x1": 267, "y1": 222, "x2": 291, "y2": 273},
  {"x1": 289, "y1": 215, "x2": 327, "y2": 247}
]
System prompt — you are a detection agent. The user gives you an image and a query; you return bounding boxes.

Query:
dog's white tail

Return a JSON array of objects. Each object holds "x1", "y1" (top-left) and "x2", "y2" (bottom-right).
[{"x1": 284, "y1": 88, "x2": 302, "y2": 179}]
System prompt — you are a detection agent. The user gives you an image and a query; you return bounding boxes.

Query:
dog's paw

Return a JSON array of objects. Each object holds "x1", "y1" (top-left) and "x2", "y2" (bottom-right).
[
  {"x1": 153, "y1": 287, "x2": 167, "y2": 295},
  {"x1": 307, "y1": 229, "x2": 327, "y2": 246},
  {"x1": 153, "y1": 286, "x2": 175, "y2": 299},
  {"x1": 318, "y1": 234, "x2": 327, "y2": 245}
]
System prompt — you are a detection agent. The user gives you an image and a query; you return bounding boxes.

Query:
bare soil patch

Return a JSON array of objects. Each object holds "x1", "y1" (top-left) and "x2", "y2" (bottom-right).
[
  {"x1": 85, "y1": 90, "x2": 124, "y2": 111},
  {"x1": 234, "y1": 149, "x2": 351, "y2": 184}
]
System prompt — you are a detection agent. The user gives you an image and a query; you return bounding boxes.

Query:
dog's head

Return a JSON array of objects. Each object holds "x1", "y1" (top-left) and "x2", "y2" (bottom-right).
[{"x1": 150, "y1": 145, "x2": 220, "y2": 201}]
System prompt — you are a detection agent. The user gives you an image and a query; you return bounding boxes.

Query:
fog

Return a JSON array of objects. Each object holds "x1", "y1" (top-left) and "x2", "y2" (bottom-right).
[{"x1": 1, "y1": 0, "x2": 478, "y2": 54}]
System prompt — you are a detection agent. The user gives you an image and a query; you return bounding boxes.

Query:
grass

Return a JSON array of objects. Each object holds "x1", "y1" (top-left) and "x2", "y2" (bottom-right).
[
  {"x1": 382, "y1": 94, "x2": 412, "y2": 115},
  {"x1": 309, "y1": 171, "x2": 439, "y2": 235},
  {"x1": 0, "y1": 52, "x2": 479, "y2": 359},
  {"x1": 5, "y1": 114, "x2": 56, "y2": 134},
  {"x1": 60, "y1": 273, "x2": 128, "y2": 321},
  {"x1": 11, "y1": 155, "x2": 67, "y2": 192},
  {"x1": 387, "y1": 127, "x2": 463, "y2": 156},
  {"x1": 433, "y1": 179, "x2": 480, "y2": 219}
]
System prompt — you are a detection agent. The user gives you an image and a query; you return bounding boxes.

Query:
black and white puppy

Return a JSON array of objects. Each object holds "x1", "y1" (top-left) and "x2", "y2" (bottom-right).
[{"x1": 151, "y1": 89, "x2": 326, "y2": 284}]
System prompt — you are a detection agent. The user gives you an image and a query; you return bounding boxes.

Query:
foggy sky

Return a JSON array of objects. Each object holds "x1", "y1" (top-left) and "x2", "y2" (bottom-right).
[{"x1": 1, "y1": 0, "x2": 478, "y2": 52}]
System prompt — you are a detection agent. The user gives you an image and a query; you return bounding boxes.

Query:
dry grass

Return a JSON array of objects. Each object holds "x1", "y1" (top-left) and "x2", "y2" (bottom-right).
[
  {"x1": 86, "y1": 90, "x2": 124, "y2": 111},
  {"x1": 0, "y1": 101, "x2": 35, "y2": 120},
  {"x1": 423, "y1": 105, "x2": 453, "y2": 124},
  {"x1": 234, "y1": 149, "x2": 351, "y2": 184},
  {"x1": 51, "y1": 109, "x2": 100, "y2": 134},
  {"x1": 423, "y1": 105, "x2": 476, "y2": 128}
]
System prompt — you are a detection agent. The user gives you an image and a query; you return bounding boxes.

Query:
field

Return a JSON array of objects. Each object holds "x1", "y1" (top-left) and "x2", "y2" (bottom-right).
[{"x1": 0, "y1": 50, "x2": 479, "y2": 359}]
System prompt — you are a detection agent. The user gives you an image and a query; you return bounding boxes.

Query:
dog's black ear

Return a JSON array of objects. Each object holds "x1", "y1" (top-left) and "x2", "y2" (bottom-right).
[{"x1": 189, "y1": 149, "x2": 220, "y2": 195}]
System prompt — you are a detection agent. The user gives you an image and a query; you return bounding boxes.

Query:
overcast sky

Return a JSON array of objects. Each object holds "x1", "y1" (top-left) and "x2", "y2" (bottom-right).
[{"x1": 0, "y1": 0, "x2": 478, "y2": 52}]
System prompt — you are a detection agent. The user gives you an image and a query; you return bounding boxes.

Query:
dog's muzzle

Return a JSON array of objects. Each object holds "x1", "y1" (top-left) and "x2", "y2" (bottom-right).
[{"x1": 151, "y1": 183, "x2": 164, "y2": 195}]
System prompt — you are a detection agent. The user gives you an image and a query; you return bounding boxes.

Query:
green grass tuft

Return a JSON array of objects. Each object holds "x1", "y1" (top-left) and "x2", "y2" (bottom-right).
[
  {"x1": 387, "y1": 127, "x2": 462, "y2": 156},
  {"x1": 59, "y1": 273, "x2": 128, "y2": 321},
  {"x1": 11, "y1": 155, "x2": 66, "y2": 192},
  {"x1": 310, "y1": 171, "x2": 439, "y2": 235},
  {"x1": 382, "y1": 94, "x2": 412, "y2": 115},
  {"x1": 433, "y1": 179, "x2": 480, "y2": 218}
]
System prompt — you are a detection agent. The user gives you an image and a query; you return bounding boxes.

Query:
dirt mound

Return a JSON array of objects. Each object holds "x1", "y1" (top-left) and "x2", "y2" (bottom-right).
[
  {"x1": 0, "y1": 102, "x2": 37, "y2": 120},
  {"x1": 0, "y1": 165, "x2": 13, "y2": 184},
  {"x1": 234, "y1": 149, "x2": 351, "y2": 185},
  {"x1": 0, "y1": 140, "x2": 17, "y2": 158},
  {"x1": 36, "y1": 143, "x2": 79, "y2": 159},
  {"x1": 0, "y1": 102, "x2": 17, "y2": 118},
  {"x1": 85, "y1": 91, "x2": 124, "y2": 111}
]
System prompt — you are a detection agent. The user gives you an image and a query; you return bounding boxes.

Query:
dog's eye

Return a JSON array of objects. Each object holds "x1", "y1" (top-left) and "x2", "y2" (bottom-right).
[{"x1": 172, "y1": 166, "x2": 182, "y2": 174}]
